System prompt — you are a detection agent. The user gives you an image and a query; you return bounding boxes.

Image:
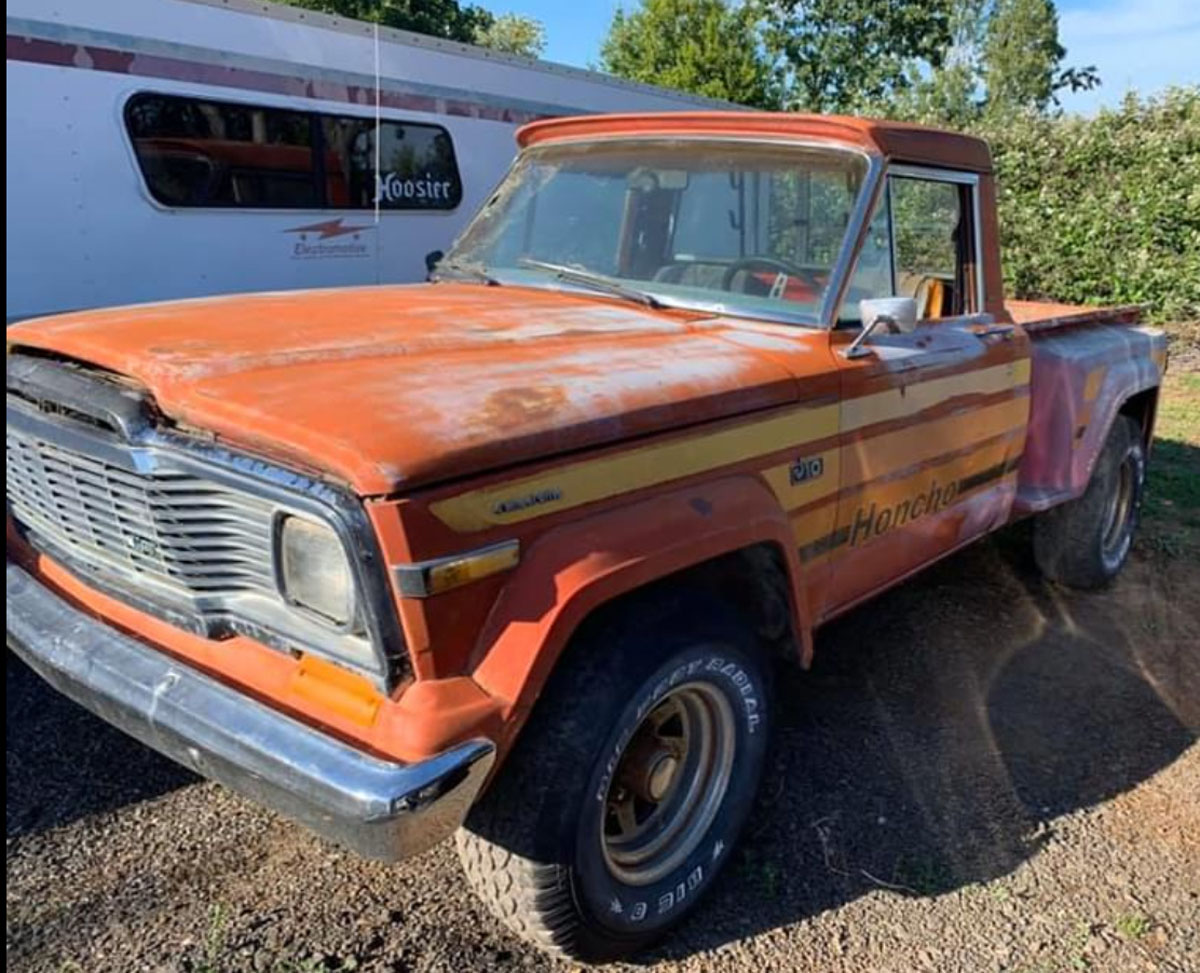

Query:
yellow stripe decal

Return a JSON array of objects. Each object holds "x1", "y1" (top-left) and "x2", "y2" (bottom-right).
[
  {"x1": 431, "y1": 403, "x2": 840, "y2": 531},
  {"x1": 841, "y1": 359, "x2": 1030, "y2": 433},
  {"x1": 795, "y1": 441, "x2": 1022, "y2": 560},
  {"x1": 841, "y1": 397, "x2": 1028, "y2": 490},
  {"x1": 432, "y1": 357, "x2": 1032, "y2": 533}
]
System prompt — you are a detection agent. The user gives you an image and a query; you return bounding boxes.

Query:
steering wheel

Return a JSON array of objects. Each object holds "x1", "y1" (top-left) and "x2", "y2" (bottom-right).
[{"x1": 721, "y1": 257, "x2": 817, "y2": 295}]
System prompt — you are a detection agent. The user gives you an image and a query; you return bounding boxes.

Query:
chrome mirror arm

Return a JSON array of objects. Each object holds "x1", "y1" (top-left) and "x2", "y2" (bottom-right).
[{"x1": 843, "y1": 315, "x2": 893, "y2": 359}]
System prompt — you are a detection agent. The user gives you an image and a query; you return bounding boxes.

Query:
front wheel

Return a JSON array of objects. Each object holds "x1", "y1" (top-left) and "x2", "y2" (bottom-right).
[
  {"x1": 456, "y1": 594, "x2": 771, "y2": 962},
  {"x1": 1033, "y1": 415, "x2": 1146, "y2": 588}
]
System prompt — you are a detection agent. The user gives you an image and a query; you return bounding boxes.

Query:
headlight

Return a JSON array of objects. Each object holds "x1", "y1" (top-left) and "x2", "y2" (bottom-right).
[{"x1": 278, "y1": 515, "x2": 357, "y2": 627}]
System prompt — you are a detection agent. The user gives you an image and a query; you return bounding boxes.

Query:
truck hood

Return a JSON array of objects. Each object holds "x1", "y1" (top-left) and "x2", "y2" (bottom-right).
[{"x1": 8, "y1": 284, "x2": 811, "y2": 495}]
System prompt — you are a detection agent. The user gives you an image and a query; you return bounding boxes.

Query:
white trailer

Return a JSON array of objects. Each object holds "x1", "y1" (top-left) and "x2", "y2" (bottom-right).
[{"x1": 5, "y1": 0, "x2": 722, "y2": 321}]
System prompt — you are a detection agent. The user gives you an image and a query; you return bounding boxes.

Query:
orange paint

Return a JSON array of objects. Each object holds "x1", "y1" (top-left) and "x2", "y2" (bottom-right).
[{"x1": 6, "y1": 111, "x2": 1160, "y2": 780}]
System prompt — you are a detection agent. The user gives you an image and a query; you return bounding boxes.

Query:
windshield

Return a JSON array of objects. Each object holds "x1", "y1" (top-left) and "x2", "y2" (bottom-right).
[{"x1": 444, "y1": 139, "x2": 870, "y2": 325}]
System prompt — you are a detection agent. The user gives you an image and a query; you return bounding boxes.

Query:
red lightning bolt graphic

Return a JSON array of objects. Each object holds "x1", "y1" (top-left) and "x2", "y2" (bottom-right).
[{"x1": 284, "y1": 218, "x2": 373, "y2": 240}]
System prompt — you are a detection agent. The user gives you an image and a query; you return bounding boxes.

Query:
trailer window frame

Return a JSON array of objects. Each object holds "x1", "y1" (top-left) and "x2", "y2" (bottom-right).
[{"x1": 122, "y1": 91, "x2": 463, "y2": 213}]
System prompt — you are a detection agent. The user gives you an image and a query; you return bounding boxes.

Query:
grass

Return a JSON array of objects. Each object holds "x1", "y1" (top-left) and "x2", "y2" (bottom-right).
[
  {"x1": 189, "y1": 903, "x2": 350, "y2": 973},
  {"x1": 1139, "y1": 369, "x2": 1200, "y2": 558},
  {"x1": 194, "y1": 903, "x2": 228, "y2": 973},
  {"x1": 738, "y1": 846, "x2": 783, "y2": 898},
  {"x1": 1113, "y1": 912, "x2": 1152, "y2": 940},
  {"x1": 987, "y1": 883, "x2": 1013, "y2": 904},
  {"x1": 891, "y1": 853, "x2": 955, "y2": 896}
]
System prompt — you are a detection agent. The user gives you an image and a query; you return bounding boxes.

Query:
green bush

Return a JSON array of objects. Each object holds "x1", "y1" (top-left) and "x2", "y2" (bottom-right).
[{"x1": 975, "y1": 87, "x2": 1199, "y2": 327}]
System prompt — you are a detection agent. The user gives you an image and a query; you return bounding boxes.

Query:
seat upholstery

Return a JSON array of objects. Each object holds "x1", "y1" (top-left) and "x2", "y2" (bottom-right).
[{"x1": 897, "y1": 272, "x2": 946, "y2": 319}]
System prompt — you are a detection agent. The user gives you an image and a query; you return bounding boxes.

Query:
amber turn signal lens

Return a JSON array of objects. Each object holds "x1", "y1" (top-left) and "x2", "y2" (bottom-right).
[{"x1": 394, "y1": 540, "x2": 520, "y2": 597}]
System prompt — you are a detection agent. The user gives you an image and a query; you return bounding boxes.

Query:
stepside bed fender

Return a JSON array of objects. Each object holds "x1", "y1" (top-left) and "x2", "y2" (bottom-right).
[
  {"x1": 469, "y1": 475, "x2": 809, "y2": 746},
  {"x1": 1015, "y1": 325, "x2": 1167, "y2": 515}
]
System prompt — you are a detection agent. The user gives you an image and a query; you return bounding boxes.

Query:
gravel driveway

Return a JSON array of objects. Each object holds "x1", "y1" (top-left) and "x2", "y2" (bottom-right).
[{"x1": 7, "y1": 531, "x2": 1198, "y2": 973}]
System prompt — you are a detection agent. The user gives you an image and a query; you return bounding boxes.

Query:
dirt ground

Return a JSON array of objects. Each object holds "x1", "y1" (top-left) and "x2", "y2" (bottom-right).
[{"x1": 7, "y1": 375, "x2": 1199, "y2": 973}]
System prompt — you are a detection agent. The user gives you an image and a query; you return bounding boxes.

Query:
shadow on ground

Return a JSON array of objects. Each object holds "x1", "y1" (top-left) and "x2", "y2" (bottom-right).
[
  {"x1": 639, "y1": 525, "x2": 1200, "y2": 962},
  {"x1": 6, "y1": 652, "x2": 196, "y2": 838},
  {"x1": 6, "y1": 522, "x2": 1199, "y2": 964}
]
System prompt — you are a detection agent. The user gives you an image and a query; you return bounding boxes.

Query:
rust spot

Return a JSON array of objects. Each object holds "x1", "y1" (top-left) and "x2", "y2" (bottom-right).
[{"x1": 479, "y1": 386, "x2": 567, "y2": 431}]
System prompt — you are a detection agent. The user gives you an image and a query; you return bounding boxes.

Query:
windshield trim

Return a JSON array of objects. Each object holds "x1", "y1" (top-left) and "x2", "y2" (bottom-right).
[{"x1": 443, "y1": 135, "x2": 881, "y2": 331}]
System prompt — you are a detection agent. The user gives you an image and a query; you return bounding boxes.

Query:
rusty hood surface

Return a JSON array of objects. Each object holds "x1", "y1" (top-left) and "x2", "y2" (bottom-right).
[{"x1": 8, "y1": 283, "x2": 813, "y2": 495}]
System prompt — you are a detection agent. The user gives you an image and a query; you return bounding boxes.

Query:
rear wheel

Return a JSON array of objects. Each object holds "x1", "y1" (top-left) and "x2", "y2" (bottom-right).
[
  {"x1": 1033, "y1": 415, "x2": 1145, "y2": 588},
  {"x1": 456, "y1": 592, "x2": 771, "y2": 962}
]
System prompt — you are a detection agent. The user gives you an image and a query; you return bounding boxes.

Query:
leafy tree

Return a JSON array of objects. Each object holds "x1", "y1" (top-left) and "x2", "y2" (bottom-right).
[
  {"x1": 600, "y1": 0, "x2": 780, "y2": 108},
  {"x1": 474, "y1": 12, "x2": 547, "y2": 57},
  {"x1": 895, "y1": 0, "x2": 1098, "y2": 123},
  {"x1": 757, "y1": 0, "x2": 954, "y2": 113},
  {"x1": 982, "y1": 0, "x2": 1096, "y2": 115},
  {"x1": 898, "y1": 0, "x2": 987, "y2": 125},
  {"x1": 284, "y1": 0, "x2": 494, "y2": 44}
]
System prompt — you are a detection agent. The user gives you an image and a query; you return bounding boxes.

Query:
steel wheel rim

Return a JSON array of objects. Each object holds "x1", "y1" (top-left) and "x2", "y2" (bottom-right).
[
  {"x1": 1102, "y1": 455, "x2": 1136, "y2": 558},
  {"x1": 600, "y1": 682, "x2": 736, "y2": 887}
]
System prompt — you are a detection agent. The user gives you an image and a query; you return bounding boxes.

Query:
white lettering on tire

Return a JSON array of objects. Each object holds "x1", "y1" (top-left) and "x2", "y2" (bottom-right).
[{"x1": 704, "y1": 657, "x2": 762, "y2": 733}]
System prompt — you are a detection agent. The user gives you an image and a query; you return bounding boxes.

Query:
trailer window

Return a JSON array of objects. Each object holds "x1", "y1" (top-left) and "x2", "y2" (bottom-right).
[
  {"x1": 321, "y1": 117, "x2": 462, "y2": 210},
  {"x1": 124, "y1": 94, "x2": 461, "y2": 211}
]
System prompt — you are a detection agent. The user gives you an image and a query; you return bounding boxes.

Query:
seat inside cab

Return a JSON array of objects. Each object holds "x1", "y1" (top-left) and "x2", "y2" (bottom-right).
[{"x1": 897, "y1": 271, "x2": 954, "y2": 320}]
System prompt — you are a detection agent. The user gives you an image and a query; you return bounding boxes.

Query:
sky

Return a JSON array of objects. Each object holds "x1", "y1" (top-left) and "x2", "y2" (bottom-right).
[{"x1": 510, "y1": 0, "x2": 1200, "y2": 115}]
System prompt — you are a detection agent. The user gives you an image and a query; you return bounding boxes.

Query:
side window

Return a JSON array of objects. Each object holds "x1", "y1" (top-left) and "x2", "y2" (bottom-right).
[
  {"x1": 840, "y1": 172, "x2": 976, "y2": 324},
  {"x1": 125, "y1": 93, "x2": 461, "y2": 211},
  {"x1": 756, "y1": 171, "x2": 858, "y2": 269},
  {"x1": 842, "y1": 196, "x2": 894, "y2": 322},
  {"x1": 889, "y1": 176, "x2": 968, "y2": 319}
]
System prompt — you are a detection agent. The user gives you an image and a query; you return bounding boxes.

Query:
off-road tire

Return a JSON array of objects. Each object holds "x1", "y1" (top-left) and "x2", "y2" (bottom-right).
[
  {"x1": 455, "y1": 590, "x2": 771, "y2": 962},
  {"x1": 1033, "y1": 415, "x2": 1145, "y2": 589}
]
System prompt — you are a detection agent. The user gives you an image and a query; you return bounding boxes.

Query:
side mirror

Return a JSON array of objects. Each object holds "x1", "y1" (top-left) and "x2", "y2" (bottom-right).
[
  {"x1": 844, "y1": 297, "x2": 919, "y2": 359},
  {"x1": 425, "y1": 249, "x2": 445, "y2": 278}
]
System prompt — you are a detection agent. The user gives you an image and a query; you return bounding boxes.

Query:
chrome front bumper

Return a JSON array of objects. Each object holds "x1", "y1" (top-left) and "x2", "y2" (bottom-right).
[{"x1": 6, "y1": 562, "x2": 494, "y2": 861}]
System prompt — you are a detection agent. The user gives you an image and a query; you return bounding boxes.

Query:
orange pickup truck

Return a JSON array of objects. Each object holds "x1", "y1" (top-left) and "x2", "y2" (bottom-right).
[{"x1": 6, "y1": 113, "x2": 1168, "y2": 961}]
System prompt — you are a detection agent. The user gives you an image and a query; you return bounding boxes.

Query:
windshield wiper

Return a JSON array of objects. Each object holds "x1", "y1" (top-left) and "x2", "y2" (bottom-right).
[
  {"x1": 434, "y1": 259, "x2": 501, "y2": 286},
  {"x1": 517, "y1": 258, "x2": 665, "y2": 309}
]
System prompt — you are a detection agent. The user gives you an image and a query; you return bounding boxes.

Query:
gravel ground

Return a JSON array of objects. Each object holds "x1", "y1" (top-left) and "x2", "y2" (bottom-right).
[{"x1": 7, "y1": 526, "x2": 1199, "y2": 973}]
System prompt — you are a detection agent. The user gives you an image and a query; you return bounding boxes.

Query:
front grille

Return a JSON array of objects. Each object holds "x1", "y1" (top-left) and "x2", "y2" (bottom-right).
[
  {"x1": 7, "y1": 349, "x2": 405, "y2": 688},
  {"x1": 7, "y1": 431, "x2": 277, "y2": 599}
]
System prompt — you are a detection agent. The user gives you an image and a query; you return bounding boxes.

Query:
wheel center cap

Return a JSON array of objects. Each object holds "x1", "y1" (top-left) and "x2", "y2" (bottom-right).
[{"x1": 647, "y1": 754, "x2": 679, "y2": 802}]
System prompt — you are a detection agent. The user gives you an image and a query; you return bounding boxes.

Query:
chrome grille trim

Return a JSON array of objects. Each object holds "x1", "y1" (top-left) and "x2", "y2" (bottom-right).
[
  {"x1": 7, "y1": 434, "x2": 277, "y2": 596},
  {"x1": 6, "y1": 354, "x2": 409, "y2": 690}
]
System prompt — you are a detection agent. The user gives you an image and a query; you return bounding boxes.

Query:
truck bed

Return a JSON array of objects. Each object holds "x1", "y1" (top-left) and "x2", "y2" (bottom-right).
[{"x1": 1005, "y1": 299, "x2": 1143, "y2": 335}]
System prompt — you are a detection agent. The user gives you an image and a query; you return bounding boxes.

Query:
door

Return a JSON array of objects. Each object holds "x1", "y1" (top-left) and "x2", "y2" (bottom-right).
[{"x1": 823, "y1": 166, "x2": 1031, "y2": 616}]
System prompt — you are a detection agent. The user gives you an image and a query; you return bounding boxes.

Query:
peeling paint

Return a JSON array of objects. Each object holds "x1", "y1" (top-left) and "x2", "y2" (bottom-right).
[{"x1": 9, "y1": 283, "x2": 800, "y2": 494}]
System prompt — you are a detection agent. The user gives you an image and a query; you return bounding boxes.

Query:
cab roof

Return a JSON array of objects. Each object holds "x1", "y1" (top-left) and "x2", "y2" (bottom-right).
[{"x1": 517, "y1": 111, "x2": 993, "y2": 174}]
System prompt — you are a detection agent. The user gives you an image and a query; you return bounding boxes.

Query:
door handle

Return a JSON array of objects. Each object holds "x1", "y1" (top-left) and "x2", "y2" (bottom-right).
[{"x1": 974, "y1": 324, "x2": 1015, "y2": 338}]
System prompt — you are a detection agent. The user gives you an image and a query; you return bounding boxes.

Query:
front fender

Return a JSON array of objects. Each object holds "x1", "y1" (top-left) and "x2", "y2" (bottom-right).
[{"x1": 469, "y1": 475, "x2": 807, "y2": 746}]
